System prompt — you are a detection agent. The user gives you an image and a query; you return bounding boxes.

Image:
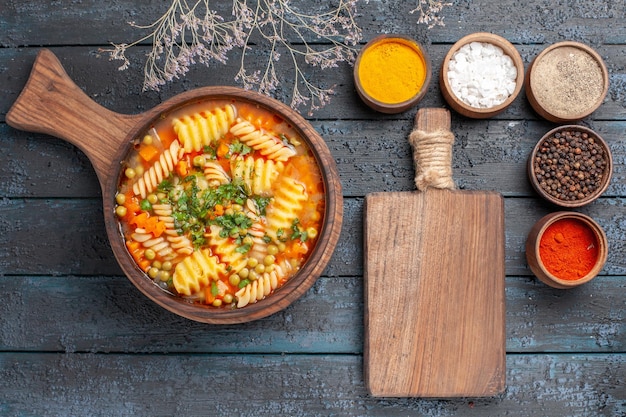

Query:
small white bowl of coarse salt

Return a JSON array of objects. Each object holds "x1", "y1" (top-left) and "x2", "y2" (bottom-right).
[{"x1": 440, "y1": 32, "x2": 524, "y2": 119}]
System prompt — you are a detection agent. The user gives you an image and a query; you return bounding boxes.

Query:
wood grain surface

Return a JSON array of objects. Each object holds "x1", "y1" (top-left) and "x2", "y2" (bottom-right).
[
  {"x1": 1, "y1": 0, "x2": 625, "y2": 415},
  {"x1": 364, "y1": 109, "x2": 505, "y2": 397}
]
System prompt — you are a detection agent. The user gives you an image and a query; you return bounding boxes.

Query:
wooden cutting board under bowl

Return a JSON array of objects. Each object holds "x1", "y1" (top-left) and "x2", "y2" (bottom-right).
[{"x1": 363, "y1": 108, "x2": 506, "y2": 397}]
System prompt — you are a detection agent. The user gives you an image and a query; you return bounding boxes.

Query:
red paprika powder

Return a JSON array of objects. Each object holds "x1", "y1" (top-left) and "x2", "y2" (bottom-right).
[{"x1": 539, "y1": 218, "x2": 599, "y2": 280}]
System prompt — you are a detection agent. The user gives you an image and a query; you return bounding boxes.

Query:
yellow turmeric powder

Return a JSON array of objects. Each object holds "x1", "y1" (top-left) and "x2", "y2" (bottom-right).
[{"x1": 357, "y1": 38, "x2": 427, "y2": 104}]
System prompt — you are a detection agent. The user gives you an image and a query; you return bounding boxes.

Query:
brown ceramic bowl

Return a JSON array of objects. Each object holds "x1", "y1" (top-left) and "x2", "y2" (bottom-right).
[
  {"x1": 7, "y1": 49, "x2": 343, "y2": 324},
  {"x1": 525, "y1": 41, "x2": 609, "y2": 123},
  {"x1": 440, "y1": 32, "x2": 524, "y2": 119},
  {"x1": 526, "y1": 211, "x2": 608, "y2": 289},
  {"x1": 527, "y1": 125, "x2": 612, "y2": 208},
  {"x1": 354, "y1": 34, "x2": 432, "y2": 114}
]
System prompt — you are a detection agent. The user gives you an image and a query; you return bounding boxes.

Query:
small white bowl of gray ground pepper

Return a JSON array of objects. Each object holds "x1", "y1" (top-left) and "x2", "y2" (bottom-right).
[{"x1": 528, "y1": 125, "x2": 613, "y2": 207}]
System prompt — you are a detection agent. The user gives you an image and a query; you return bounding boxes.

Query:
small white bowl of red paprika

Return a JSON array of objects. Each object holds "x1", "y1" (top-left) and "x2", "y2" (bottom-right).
[{"x1": 526, "y1": 211, "x2": 608, "y2": 289}]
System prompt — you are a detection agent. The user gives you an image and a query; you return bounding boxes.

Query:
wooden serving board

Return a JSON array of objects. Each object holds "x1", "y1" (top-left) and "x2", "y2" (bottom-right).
[{"x1": 363, "y1": 108, "x2": 506, "y2": 397}]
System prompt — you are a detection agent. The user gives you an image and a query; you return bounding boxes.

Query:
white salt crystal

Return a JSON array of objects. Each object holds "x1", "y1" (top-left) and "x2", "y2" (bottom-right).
[{"x1": 446, "y1": 41, "x2": 518, "y2": 109}]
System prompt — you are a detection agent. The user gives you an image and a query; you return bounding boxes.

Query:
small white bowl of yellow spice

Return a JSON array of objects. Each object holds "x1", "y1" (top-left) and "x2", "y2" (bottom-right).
[
  {"x1": 440, "y1": 32, "x2": 524, "y2": 118},
  {"x1": 354, "y1": 34, "x2": 432, "y2": 114}
]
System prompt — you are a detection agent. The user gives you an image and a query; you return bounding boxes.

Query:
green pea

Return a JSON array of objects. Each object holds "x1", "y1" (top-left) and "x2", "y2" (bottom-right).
[
  {"x1": 212, "y1": 299, "x2": 223, "y2": 307},
  {"x1": 193, "y1": 155, "x2": 206, "y2": 167},
  {"x1": 278, "y1": 242, "x2": 286, "y2": 252},
  {"x1": 142, "y1": 135, "x2": 153, "y2": 145},
  {"x1": 238, "y1": 268, "x2": 250, "y2": 279},
  {"x1": 144, "y1": 249, "x2": 156, "y2": 260},
  {"x1": 115, "y1": 193, "x2": 126, "y2": 205},
  {"x1": 125, "y1": 168, "x2": 136, "y2": 179},
  {"x1": 254, "y1": 264, "x2": 265, "y2": 274},
  {"x1": 248, "y1": 270, "x2": 258, "y2": 281},
  {"x1": 229, "y1": 274, "x2": 241, "y2": 287},
  {"x1": 264, "y1": 254, "x2": 276, "y2": 266},
  {"x1": 159, "y1": 271, "x2": 170, "y2": 282},
  {"x1": 267, "y1": 244, "x2": 278, "y2": 255},
  {"x1": 161, "y1": 261, "x2": 172, "y2": 271},
  {"x1": 306, "y1": 227, "x2": 318, "y2": 239},
  {"x1": 115, "y1": 206, "x2": 127, "y2": 217},
  {"x1": 147, "y1": 194, "x2": 158, "y2": 204},
  {"x1": 247, "y1": 258, "x2": 258, "y2": 268},
  {"x1": 223, "y1": 294, "x2": 234, "y2": 304},
  {"x1": 152, "y1": 260, "x2": 162, "y2": 270},
  {"x1": 242, "y1": 236, "x2": 254, "y2": 246},
  {"x1": 148, "y1": 267, "x2": 159, "y2": 279}
]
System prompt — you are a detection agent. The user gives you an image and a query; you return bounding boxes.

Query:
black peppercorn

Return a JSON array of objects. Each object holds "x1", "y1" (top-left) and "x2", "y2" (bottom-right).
[{"x1": 533, "y1": 129, "x2": 607, "y2": 202}]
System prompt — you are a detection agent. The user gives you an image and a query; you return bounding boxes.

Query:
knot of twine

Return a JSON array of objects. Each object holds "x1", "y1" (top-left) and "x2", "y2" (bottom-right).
[{"x1": 408, "y1": 128, "x2": 456, "y2": 191}]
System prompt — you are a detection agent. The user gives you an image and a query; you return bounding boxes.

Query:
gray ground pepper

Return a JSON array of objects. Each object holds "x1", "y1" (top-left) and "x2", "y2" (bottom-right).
[
  {"x1": 530, "y1": 46, "x2": 604, "y2": 118},
  {"x1": 533, "y1": 129, "x2": 607, "y2": 202}
]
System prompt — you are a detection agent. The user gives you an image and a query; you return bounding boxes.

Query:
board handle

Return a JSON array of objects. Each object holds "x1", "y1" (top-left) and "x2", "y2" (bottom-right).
[
  {"x1": 409, "y1": 108, "x2": 456, "y2": 191},
  {"x1": 6, "y1": 49, "x2": 142, "y2": 189}
]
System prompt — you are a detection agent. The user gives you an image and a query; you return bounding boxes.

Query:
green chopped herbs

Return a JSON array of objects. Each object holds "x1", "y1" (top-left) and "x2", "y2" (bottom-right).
[
  {"x1": 140, "y1": 198, "x2": 152, "y2": 211},
  {"x1": 215, "y1": 212, "x2": 253, "y2": 239},
  {"x1": 161, "y1": 175, "x2": 256, "y2": 250},
  {"x1": 291, "y1": 218, "x2": 308, "y2": 242},
  {"x1": 253, "y1": 196, "x2": 272, "y2": 215},
  {"x1": 228, "y1": 140, "x2": 252, "y2": 157}
]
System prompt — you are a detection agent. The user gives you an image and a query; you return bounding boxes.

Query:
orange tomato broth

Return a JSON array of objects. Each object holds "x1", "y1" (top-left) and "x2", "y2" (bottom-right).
[{"x1": 116, "y1": 99, "x2": 325, "y2": 307}]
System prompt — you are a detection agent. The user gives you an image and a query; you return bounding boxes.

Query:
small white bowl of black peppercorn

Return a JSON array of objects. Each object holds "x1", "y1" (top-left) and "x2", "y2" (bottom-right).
[{"x1": 528, "y1": 125, "x2": 612, "y2": 207}]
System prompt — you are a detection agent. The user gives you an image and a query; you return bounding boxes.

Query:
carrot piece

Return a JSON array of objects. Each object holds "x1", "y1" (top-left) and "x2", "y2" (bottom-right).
[
  {"x1": 138, "y1": 144, "x2": 160, "y2": 162},
  {"x1": 205, "y1": 287, "x2": 216, "y2": 305},
  {"x1": 130, "y1": 212, "x2": 149, "y2": 228},
  {"x1": 126, "y1": 240, "x2": 141, "y2": 253},
  {"x1": 138, "y1": 259, "x2": 151, "y2": 272},
  {"x1": 126, "y1": 240, "x2": 146, "y2": 267},
  {"x1": 176, "y1": 160, "x2": 188, "y2": 177},
  {"x1": 133, "y1": 215, "x2": 167, "y2": 238},
  {"x1": 217, "y1": 142, "x2": 230, "y2": 158},
  {"x1": 124, "y1": 197, "x2": 142, "y2": 216},
  {"x1": 152, "y1": 220, "x2": 166, "y2": 238}
]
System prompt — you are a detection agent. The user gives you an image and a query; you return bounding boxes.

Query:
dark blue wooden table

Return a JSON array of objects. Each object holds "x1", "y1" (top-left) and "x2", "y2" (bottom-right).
[{"x1": 1, "y1": 1, "x2": 625, "y2": 415}]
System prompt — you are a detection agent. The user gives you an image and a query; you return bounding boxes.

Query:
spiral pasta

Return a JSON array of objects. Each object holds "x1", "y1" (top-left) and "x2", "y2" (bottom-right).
[
  {"x1": 132, "y1": 140, "x2": 182, "y2": 199},
  {"x1": 235, "y1": 261, "x2": 292, "y2": 308},
  {"x1": 152, "y1": 203, "x2": 194, "y2": 256},
  {"x1": 230, "y1": 119, "x2": 297, "y2": 162},
  {"x1": 265, "y1": 176, "x2": 307, "y2": 241},
  {"x1": 131, "y1": 228, "x2": 177, "y2": 261},
  {"x1": 230, "y1": 156, "x2": 284, "y2": 197},
  {"x1": 246, "y1": 222, "x2": 268, "y2": 263},
  {"x1": 205, "y1": 225, "x2": 248, "y2": 274},
  {"x1": 203, "y1": 161, "x2": 231, "y2": 186},
  {"x1": 173, "y1": 104, "x2": 237, "y2": 154},
  {"x1": 240, "y1": 199, "x2": 268, "y2": 262},
  {"x1": 173, "y1": 249, "x2": 226, "y2": 296}
]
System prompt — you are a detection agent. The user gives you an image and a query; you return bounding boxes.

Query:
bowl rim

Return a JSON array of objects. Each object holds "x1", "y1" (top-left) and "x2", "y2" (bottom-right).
[
  {"x1": 526, "y1": 211, "x2": 608, "y2": 288},
  {"x1": 103, "y1": 86, "x2": 343, "y2": 324},
  {"x1": 525, "y1": 41, "x2": 609, "y2": 123},
  {"x1": 353, "y1": 34, "x2": 432, "y2": 114},
  {"x1": 439, "y1": 32, "x2": 525, "y2": 119},
  {"x1": 527, "y1": 124, "x2": 613, "y2": 208}
]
